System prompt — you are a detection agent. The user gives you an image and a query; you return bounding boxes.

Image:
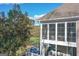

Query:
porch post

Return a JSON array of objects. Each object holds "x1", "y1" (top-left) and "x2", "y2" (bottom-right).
[
  {"x1": 65, "y1": 22, "x2": 67, "y2": 42},
  {"x1": 47, "y1": 24, "x2": 49, "y2": 47},
  {"x1": 40, "y1": 24, "x2": 42, "y2": 55},
  {"x1": 55, "y1": 23, "x2": 57, "y2": 56},
  {"x1": 65, "y1": 22, "x2": 68, "y2": 55}
]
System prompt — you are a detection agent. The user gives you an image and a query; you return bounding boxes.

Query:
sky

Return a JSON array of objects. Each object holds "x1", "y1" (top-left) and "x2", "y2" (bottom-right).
[
  {"x1": 0, "y1": 3, "x2": 62, "y2": 26},
  {"x1": 0, "y1": 3, "x2": 62, "y2": 19}
]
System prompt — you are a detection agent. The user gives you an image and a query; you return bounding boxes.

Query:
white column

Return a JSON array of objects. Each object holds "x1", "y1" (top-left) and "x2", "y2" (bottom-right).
[
  {"x1": 47, "y1": 24, "x2": 49, "y2": 47},
  {"x1": 55, "y1": 23, "x2": 57, "y2": 56},
  {"x1": 40, "y1": 24, "x2": 42, "y2": 55},
  {"x1": 65, "y1": 22, "x2": 69, "y2": 55},
  {"x1": 47, "y1": 24, "x2": 49, "y2": 40},
  {"x1": 65, "y1": 22, "x2": 67, "y2": 42}
]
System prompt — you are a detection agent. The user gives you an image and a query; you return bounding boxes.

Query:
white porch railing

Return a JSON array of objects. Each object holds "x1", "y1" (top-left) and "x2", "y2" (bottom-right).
[
  {"x1": 41, "y1": 40, "x2": 76, "y2": 47},
  {"x1": 48, "y1": 50, "x2": 70, "y2": 56}
]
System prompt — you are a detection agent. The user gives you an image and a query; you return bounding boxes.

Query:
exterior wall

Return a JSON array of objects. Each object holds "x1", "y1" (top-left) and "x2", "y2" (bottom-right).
[{"x1": 77, "y1": 20, "x2": 79, "y2": 56}]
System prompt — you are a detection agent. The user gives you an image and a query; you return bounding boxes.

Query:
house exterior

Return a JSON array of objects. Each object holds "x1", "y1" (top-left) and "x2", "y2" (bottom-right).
[{"x1": 39, "y1": 3, "x2": 79, "y2": 56}]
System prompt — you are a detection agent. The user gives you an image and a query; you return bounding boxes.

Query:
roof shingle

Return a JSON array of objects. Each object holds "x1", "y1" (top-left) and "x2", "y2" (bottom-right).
[{"x1": 38, "y1": 3, "x2": 79, "y2": 21}]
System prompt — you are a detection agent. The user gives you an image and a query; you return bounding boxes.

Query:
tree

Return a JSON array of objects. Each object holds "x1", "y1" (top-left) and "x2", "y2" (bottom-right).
[{"x1": 0, "y1": 4, "x2": 32, "y2": 55}]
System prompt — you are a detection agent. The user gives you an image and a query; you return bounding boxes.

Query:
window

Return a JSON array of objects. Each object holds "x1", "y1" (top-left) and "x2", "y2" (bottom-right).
[
  {"x1": 42, "y1": 24, "x2": 47, "y2": 39},
  {"x1": 49, "y1": 24, "x2": 55, "y2": 40},
  {"x1": 67, "y1": 22, "x2": 76, "y2": 42},
  {"x1": 57, "y1": 23, "x2": 65, "y2": 41}
]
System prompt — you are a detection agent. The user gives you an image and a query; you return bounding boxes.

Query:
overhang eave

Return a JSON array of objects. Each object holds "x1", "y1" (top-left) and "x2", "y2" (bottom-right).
[{"x1": 40, "y1": 16, "x2": 79, "y2": 23}]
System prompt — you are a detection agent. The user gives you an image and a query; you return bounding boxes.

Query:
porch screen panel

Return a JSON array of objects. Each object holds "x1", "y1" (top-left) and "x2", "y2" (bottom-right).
[
  {"x1": 68, "y1": 47, "x2": 76, "y2": 56},
  {"x1": 67, "y1": 22, "x2": 76, "y2": 42},
  {"x1": 42, "y1": 24, "x2": 47, "y2": 39},
  {"x1": 49, "y1": 24, "x2": 55, "y2": 40},
  {"x1": 57, "y1": 45, "x2": 67, "y2": 56},
  {"x1": 57, "y1": 23, "x2": 65, "y2": 41},
  {"x1": 46, "y1": 44, "x2": 55, "y2": 56}
]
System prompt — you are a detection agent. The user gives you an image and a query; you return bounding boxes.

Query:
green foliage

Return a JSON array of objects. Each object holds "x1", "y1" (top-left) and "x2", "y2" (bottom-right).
[
  {"x1": 30, "y1": 36, "x2": 40, "y2": 47},
  {"x1": 0, "y1": 4, "x2": 32, "y2": 56}
]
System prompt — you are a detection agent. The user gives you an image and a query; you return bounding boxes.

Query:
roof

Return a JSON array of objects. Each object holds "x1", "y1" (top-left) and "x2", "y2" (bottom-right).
[{"x1": 38, "y1": 3, "x2": 79, "y2": 21}]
